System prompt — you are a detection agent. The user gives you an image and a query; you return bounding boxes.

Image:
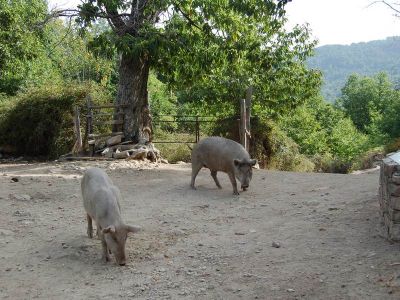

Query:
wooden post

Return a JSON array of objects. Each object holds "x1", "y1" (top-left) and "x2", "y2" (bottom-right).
[
  {"x1": 245, "y1": 86, "x2": 252, "y2": 152},
  {"x1": 86, "y1": 96, "x2": 94, "y2": 156},
  {"x1": 72, "y1": 106, "x2": 82, "y2": 154},
  {"x1": 86, "y1": 96, "x2": 93, "y2": 135},
  {"x1": 195, "y1": 115, "x2": 200, "y2": 143},
  {"x1": 245, "y1": 86, "x2": 252, "y2": 134},
  {"x1": 240, "y1": 98, "x2": 247, "y2": 150}
]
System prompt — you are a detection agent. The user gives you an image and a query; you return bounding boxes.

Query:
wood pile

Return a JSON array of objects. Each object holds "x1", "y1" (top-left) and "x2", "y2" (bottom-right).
[{"x1": 95, "y1": 135, "x2": 160, "y2": 162}]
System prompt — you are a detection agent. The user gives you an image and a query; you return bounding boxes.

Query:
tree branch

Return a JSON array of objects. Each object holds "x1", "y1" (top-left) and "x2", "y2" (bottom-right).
[
  {"x1": 172, "y1": 2, "x2": 203, "y2": 31},
  {"x1": 369, "y1": 1, "x2": 400, "y2": 15}
]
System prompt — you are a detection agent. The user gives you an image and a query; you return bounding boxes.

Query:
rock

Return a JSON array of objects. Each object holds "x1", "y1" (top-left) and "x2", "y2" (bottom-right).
[
  {"x1": 11, "y1": 177, "x2": 19, "y2": 182},
  {"x1": 287, "y1": 288, "x2": 295, "y2": 292},
  {"x1": 9, "y1": 194, "x2": 32, "y2": 201},
  {"x1": 235, "y1": 232, "x2": 246, "y2": 235},
  {"x1": 272, "y1": 241, "x2": 281, "y2": 248},
  {"x1": 0, "y1": 229, "x2": 14, "y2": 236},
  {"x1": 13, "y1": 210, "x2": 31, "y2": 217},
  {"x1": 161, "y1": 159, "x2": 169, "y2": 164}
]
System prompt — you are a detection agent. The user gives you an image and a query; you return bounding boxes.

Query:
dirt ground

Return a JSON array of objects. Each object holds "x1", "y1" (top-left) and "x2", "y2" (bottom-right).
[{"x1": 1, "y1": 159, "x2": 400, "y2": 299}]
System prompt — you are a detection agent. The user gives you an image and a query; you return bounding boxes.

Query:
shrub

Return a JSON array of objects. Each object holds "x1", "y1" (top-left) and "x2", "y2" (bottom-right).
[
  {"x1": 152, "y1": 130, "x2": 194, "y2": 163},
  {"x1": 0, "y1": 81, "x2": 112, "y2": 158},
  {"x1": 212, "y1": 116, "x2": 315, "y2": 172}
]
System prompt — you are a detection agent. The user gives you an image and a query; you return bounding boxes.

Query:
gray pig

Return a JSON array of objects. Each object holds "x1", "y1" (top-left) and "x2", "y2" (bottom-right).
[
  {"x1": 81, "y1": 168, "x2": 141, "y2": 266},
  {"x1": 190, "y1": 136, "x2": 257, "y2": 195}
]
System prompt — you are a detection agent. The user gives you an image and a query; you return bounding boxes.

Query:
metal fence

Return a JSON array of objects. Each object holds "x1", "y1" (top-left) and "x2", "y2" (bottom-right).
[{"x1": 152, "y1": 115, "x2": 219, "y2": 144}]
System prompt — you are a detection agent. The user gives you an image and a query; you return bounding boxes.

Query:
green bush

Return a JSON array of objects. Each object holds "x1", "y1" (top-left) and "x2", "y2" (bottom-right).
[
  {"x1": 212, "y1": 116, "x2": 315, "y2": 172},
  {"x1": 0, "y1": 81, "x2": 112, "y2": 158},
  {"x1": 152, "y1": 131, "x2": 194, "y2": 163},
  {"x1": 349, "y1": 147, "x2": 385, "y2": 172},
  {"x1": 252, "y1": 118, "x2": 315, "y2": 172}
]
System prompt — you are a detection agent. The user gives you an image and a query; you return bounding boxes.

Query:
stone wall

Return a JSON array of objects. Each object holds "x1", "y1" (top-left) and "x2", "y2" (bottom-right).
[{"x1": 379, "y1": 157, "x2": 400, "y2": 241}]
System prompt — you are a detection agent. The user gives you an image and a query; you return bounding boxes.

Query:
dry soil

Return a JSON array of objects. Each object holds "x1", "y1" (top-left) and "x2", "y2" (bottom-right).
[{"x1": 1, "y1": 160, "x2": 400, "y2": 300}]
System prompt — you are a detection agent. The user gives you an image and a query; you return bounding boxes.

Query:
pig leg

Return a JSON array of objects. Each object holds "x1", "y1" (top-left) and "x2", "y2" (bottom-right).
[
  {"x1": 210, "y1": 170, "x2": 222, "y2": 189},
  {"x1": 190, "y1": 162, "x2": 202, "y2": 189},
  {"x1": 86, "y1": 214, "x2": 93, "y2": 238},
  {"x1": 101, "y1": 239, "x2": 111, "y2": 262},
  {"x1": 97, "y1": 225, "x2": 111, "y2": 262},
  {"x1": 228, "y1": 172, "x2": 239, "y2": 195}
]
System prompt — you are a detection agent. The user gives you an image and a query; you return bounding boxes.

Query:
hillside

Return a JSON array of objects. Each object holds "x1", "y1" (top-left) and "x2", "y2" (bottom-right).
[{"x1": 308, "y1": 36, "x2": 400, "y2": 101}]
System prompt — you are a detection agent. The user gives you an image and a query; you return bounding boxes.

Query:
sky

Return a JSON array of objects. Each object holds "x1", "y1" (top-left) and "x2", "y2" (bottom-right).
[
  {"x1": 285, "y1": 0, "x2": 399, "y2": 46},
  {"x1": 49, "y1": 0, "x2": 400, "y2": 46}
]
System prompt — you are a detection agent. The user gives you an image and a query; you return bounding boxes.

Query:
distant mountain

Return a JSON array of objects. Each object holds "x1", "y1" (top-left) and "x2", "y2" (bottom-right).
[{"x1": 307, "y1": 36, "x2": 400, "y2": 102}]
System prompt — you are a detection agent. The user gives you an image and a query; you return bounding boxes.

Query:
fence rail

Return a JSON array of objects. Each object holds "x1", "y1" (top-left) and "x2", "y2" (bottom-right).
[{"x1": 152, "y1": 115, "x2": 218, "y2": 144}]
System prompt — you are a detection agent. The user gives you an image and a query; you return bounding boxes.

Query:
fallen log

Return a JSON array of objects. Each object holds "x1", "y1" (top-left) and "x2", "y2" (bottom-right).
[
  {"x1": 127, "y1": 148, "x2": 148, "y2": 160},
  {"x1": 106, "y1": 135, "x2": 123, "y2": 146},
  {"x1": 113, "y1": 150, "x2": 131, "y2": 159}
]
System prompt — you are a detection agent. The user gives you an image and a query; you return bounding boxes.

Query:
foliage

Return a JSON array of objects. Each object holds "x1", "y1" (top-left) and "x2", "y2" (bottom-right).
[
  {"x1": 0, "y1": 0, "x2": 118, "y2": 95},
  {"x1": 153, "y1": 132, "x2": 193, "y2": 163},
  {"x1": 0, "y1": 82, "x2": 112, "y2": 158},
  {"x1": 278, "y1": 104, "x2": 329, "y2": 156},
  {"x1": 379, "y1": 94, "x2": 400, "y2": 140},
  {"x1": 278, "y1": 96, "x2": 369, "y2": 172},
  {"x1": 75, "y1": 0, "x2": 321, "y2": 117},
  {"x1": 148, "y1": 72, "x2": 177, "y2": 116},
  {"x1": 44, "y1": 20, "x2": 118, "y2": 91},
  {"x1": 349, "y1": 147, "x2": 385, "y2": 172},
  {"x1": 0, "y1": 0, "x2": 56, "y2": 94},
  {"x1": 212, "y1": 116, "x2": 315, "y2": 172},
  {"x1": 308, "y1": 36, "x2": 400, "y2": 101},
  {"x1": 337, "y1": 72, "x2": 396, "y2": 134}
]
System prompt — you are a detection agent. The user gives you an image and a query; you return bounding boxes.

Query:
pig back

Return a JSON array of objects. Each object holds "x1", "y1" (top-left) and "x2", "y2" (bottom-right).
[
  {"x1": 192, "y1": 137, "x2": 250, "y2": 171},
  {"x1": 81, "y1": 168, "x2": 120, "y2": 220}
]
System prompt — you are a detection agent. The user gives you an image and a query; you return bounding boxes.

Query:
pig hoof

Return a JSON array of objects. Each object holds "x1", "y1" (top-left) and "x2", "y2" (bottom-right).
[
  {"x1": 233, "y1": 191, "x2": 240, "y2": 196},
  {"x1": 87, "y1": 231, "x2": 93, "y2": 238},
  {"x1": 102, "y1": 255, "x2": 111, "y2": 262},
  {"x1": 190, "y1": 185, "x2": 196, "y2": 190}
]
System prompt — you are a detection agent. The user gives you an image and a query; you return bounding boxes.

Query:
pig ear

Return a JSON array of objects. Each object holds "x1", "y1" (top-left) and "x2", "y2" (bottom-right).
[
  {"x1": 126, "y1": 225, "x2": 141, "y2": 234},
  {"x1": 233, "y1": 159, "x2": 241, "y2": 166},
  {"x1": 249, "y1": 159, "x2": 257, "y2": 167},
  {"x1": 102, "y1": 225, "x2": 116, "y2": 234}
]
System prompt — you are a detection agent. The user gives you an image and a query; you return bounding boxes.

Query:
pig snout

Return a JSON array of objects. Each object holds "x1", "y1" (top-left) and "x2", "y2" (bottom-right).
[{"x1": 115, "y1": 255, "x2": 126, "y2": 266}]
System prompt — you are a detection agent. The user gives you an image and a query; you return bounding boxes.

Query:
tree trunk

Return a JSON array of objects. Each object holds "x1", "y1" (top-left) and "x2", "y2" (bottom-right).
[{"x1": 114, "y1": 52, "x2": 152, "y2": 143}]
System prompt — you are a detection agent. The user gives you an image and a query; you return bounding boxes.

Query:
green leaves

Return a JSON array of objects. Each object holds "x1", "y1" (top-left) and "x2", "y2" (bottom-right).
[
  {"x1": 338, "y1": 72, "x2": 398, "y2": 134},
  {"x1": 0, "y1": 0, "x2": 49, "y2": 94},
  {"x1": 73, "y1": 0, "x2": 318, "y2": 115}
]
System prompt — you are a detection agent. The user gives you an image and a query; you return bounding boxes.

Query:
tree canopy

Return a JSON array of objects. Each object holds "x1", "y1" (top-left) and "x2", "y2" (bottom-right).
[
  {"x1": 72, "y1": 0, "x2": 321, "y2": 125},
  {"x1": 0, "y1": 0, "x2": 49, "y2": 94}
]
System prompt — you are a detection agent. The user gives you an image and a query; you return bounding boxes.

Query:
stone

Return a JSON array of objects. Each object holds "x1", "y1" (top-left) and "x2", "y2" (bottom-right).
[
  {"x1": 272, "y1": 241, "x2": 281, "y2": 248},
  {"x1": 388, "y1": 223, "x2": 400, "y2": 241},
  {"x1": 390, "y1": 183, "x2": 400, "y2": 197},
  {"x1": 391, "y1": 172, "x2": 400, "y2": 185},
  {"x1": 9, "y1": 194, "x2": 32, "y2": 201},
  {"x1": 388, "y1": 207, "x2": 400, "y2": 223},
  {"x1": 383, "y1": 159, "x2": 400, "y2": 176},
  {"x1": 390, "y1": 196, "x2": 400, "y2": 210}
]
